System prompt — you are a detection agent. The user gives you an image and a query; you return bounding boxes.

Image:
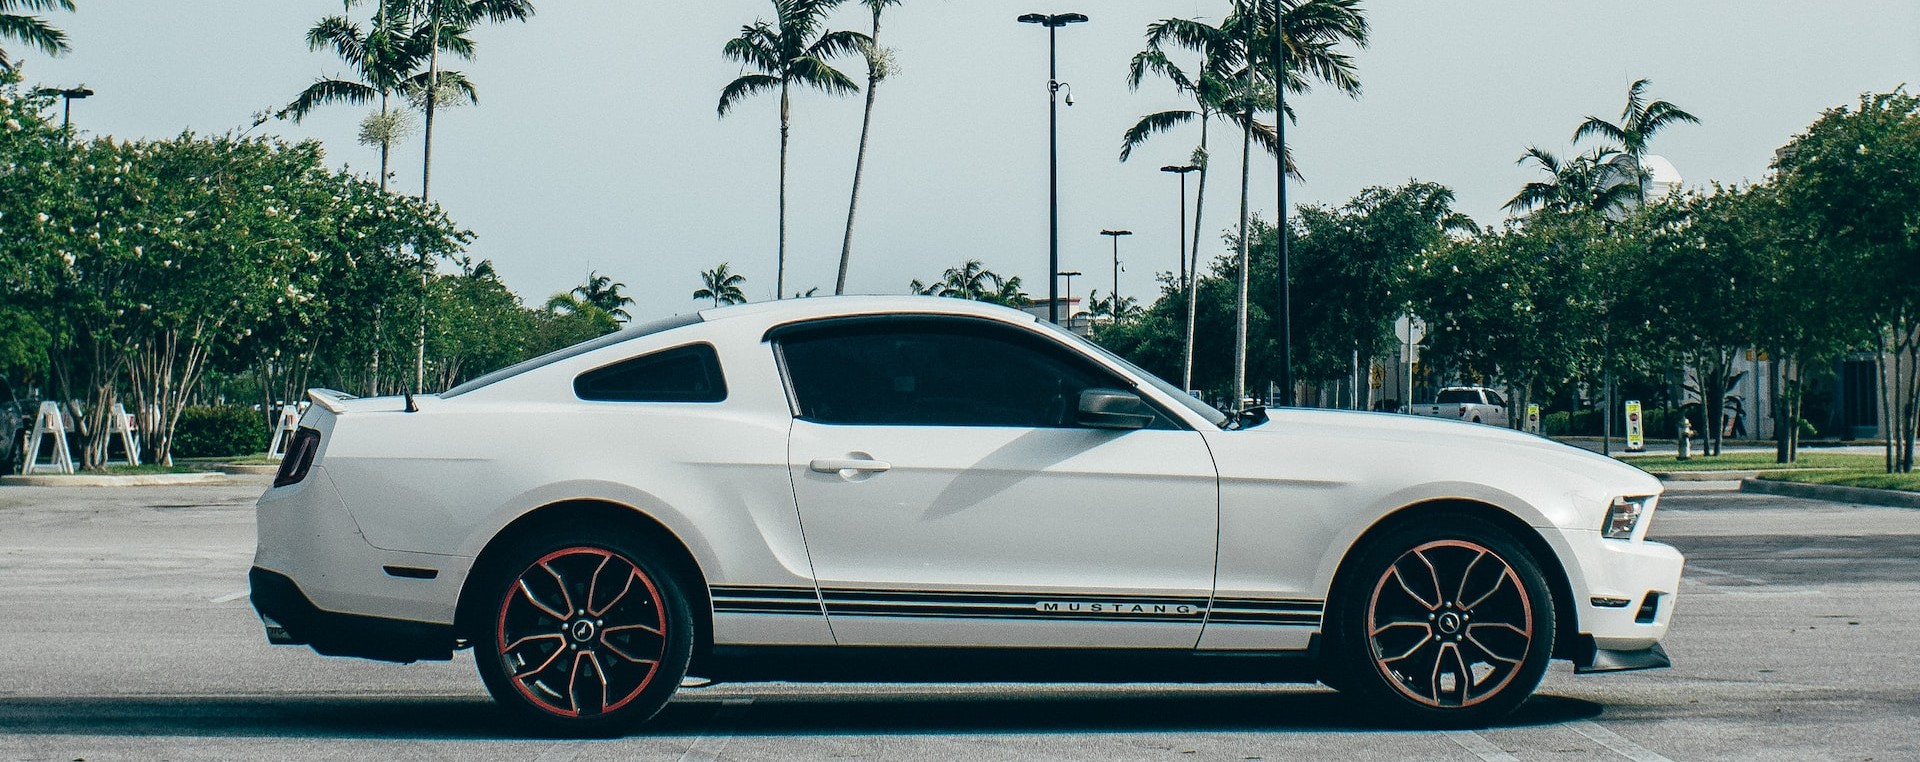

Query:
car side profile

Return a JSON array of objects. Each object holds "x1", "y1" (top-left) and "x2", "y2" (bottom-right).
[{"x1": 251, "y1": 296, "x2": 1682, "y2": 733}]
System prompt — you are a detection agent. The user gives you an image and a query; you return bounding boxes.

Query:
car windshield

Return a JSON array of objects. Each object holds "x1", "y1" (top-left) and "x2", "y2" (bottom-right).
[
  {"x1": 441, "y1": 313, "x2": 704, "y2": 398},
  {"x1": 1035, "y1": 320, "x2": 1230, "y2": 428}
]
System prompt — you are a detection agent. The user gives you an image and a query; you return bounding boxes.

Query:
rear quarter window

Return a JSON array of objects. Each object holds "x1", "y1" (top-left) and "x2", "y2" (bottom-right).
[{"x1": 574, "y1": 343, "x2": 727, "y2": 403}]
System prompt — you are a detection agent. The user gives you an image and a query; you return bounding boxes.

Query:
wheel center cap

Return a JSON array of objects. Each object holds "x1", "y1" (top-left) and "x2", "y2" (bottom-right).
[
  {"x1": 1436, "y1": 611, "x2": 1464, "y2": 635},
  {"x1": 568, "y1": 619, "x2": 598, "y2": 643}
]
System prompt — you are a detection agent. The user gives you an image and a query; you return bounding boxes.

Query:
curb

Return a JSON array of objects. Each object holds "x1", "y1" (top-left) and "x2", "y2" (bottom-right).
[
  {"x1": 1738, "y1": 478, "x2": 1920, "y2": 509},
  {"x1": 219, "y1": 464, "x2": 280, "y2": 475},
  {"x1": 0, "y1": 472, "x2": 234, "y2": 487},
  {"x1": 1650, "y1": 470, "x2": 1761, "y2": 481}
]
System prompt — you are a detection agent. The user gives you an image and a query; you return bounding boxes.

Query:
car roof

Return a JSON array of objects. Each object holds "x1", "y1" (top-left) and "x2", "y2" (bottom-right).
[{"x1": 697, "y1": 295, "x2": 1039, "y2": 328}]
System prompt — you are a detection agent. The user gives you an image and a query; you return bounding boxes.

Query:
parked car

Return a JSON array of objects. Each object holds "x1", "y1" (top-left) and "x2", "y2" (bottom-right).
[
  {"x1": 252, "y1": 297, "x2": 1682, "y2": 733},
  {"x1": 1414, "y1": 386, "x2": 1510, "y2": 427}
]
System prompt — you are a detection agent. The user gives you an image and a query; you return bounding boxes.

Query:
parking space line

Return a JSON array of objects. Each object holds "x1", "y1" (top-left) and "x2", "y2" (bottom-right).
[
  {"x1": 208, "y1": 589, "x2": 249, "y2": 603},
  {"x1": 1444, "y1": 730, "x2": 1519, "y2": 761},
  {"x1": 678, "y1": 697, "x2": 754, "y2": 762},
  {"x1": 1687, "y1": 565, "x2": 1767, "y2": 585},
  {"x1": 1565, "y1": 720, "x2": 1673, "y2": 762}
]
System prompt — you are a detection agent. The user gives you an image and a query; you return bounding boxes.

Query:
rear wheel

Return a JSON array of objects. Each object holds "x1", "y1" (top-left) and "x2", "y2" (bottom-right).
[
  {"x1": 472, "y1": 529, "x2": 692, "y2": 735},
  {"x1": 1325, "y1": 516, "x2": 1554, "y2": 727}
]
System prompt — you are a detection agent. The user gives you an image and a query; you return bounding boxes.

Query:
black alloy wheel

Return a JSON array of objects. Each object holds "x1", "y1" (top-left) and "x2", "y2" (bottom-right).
[
  {"x1": 473, "y1": 529, "x2": 692, "y2": 735},
  {"x1": 1327, "y1": 515, "x2": 1555, "y2": 726}
]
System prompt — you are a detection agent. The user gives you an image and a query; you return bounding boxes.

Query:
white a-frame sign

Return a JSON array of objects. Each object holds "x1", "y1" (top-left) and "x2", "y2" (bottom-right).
[{"x1": 24, "y1": 401, "x2": 75, "y2": 475}]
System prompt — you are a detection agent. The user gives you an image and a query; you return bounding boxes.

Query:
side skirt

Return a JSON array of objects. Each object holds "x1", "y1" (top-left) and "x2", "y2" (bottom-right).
[{"x1": 694, "y1": 641, "x2": 1323, "y2": 684}]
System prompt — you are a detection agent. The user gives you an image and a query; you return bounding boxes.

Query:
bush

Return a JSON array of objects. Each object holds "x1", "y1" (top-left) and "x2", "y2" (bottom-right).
[{"x1": 172, "y1": 406, "x2": 269, "y2": 458}]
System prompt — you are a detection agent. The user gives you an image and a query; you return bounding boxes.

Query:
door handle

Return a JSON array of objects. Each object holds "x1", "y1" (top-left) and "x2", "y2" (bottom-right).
[{"x1": 809, "y1": 457, "x2": 891, "y2": 474}]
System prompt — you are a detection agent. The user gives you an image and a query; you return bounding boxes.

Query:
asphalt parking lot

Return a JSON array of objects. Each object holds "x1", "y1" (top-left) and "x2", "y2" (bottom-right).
[{"x1": 0, "y1": 478, "x2": 1914, "y2": 761}]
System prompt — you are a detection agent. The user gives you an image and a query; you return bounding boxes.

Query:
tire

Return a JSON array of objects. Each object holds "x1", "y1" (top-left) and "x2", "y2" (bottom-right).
[
  {"x1": 1324, "y1": 515, "x2": 1554, "y2": 727},
  {"x1": 471, "y1": 527, "x2": 694, "y2": 736}
]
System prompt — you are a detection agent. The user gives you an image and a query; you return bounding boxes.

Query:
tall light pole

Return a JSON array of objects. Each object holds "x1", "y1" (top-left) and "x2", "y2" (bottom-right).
[
  {"x1": 1162, "y1": 164, "x2": 1199, "y2": 391},
  {"x1": 35, "y1": 86, "x2": 94, "y2": 135},
  {"x1": 1271, "y1": 2, "x2": 1293, "y2": 407},
  {"x1": 1100, "y1": 229, "x2": 1131, "y2": 322},
  {"x1": 1018, "y1": 11, "x2": 1088, "y2": 325},
  {"x1": 1057, "y1": 270, "x2": 1082, "y2": 331}
]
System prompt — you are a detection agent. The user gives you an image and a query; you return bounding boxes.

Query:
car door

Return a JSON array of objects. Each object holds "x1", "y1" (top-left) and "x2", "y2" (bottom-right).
[{"x1": 776, "y1": 316, "x2": 1219, "y2": 648}]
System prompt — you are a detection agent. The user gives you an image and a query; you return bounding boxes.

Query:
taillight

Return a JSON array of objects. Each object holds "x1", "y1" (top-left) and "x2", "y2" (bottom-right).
[{"x1": 273, "y1": 427, "x2": 321, "y2": 487}]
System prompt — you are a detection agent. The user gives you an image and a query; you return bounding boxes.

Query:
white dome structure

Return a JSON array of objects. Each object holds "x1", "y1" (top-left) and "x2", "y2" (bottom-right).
[{"x1": 1641, "y1": 155, "x2": 1683, "y2": 200}]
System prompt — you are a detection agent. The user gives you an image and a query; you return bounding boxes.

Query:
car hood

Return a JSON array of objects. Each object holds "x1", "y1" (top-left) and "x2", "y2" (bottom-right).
[{"x1": 1236, "y1": 407, "x2": 1660, "y2": 502}]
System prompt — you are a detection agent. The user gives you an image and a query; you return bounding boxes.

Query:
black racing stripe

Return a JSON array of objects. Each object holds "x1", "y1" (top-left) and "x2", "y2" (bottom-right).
[
  {"x1": 1205, "y1": 610, "x2": 1328, "y2": 621},
  {"x1": 823, "y1": 588, "x2": 1211, "y2": 608},
  {"x1": 710, "y1": 585, "x2": 817, "y2": 600},
  {"x1": 1209, "y1": 597, "x2": 1324, "y2": 611},
  {"x1": 826, "y1": 609, "x2": 1204, "y2": 624}
]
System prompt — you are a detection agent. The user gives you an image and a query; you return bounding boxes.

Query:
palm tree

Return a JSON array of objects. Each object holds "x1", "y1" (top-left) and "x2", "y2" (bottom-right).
[
  {"x1": 403, "y1": 0, "x2": 535, "y2": 203},
  {"x1": 1571, "y1": 78, "x2": 1699, "y2": 204},
  {"x1": 833, "y1": 0, "x2": 902, "y2": 295},
  {"x1": 283, "y1": 0, "x2": 459, "y2": 191},
  {"x1": 1504, "y1": 146, "x2": 1637, "y2": 217},
  {"x1": 571, "y1": 270, "x2": 633, "y2": 321},
  {"x1": 0, "y1": 0, "x2": 73, "y2": 73},
  {"x1": 1086, "y1": 290, "x2": 1141, "y2": 322},
  {"x1": 694, "y1": 263, "x2": 748, "y2": 307},
  {"x1": 718, "y1": 0, "x2": 869, "y2": 301}
]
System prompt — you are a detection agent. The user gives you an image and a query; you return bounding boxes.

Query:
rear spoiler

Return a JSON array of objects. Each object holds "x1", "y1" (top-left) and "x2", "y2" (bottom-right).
[{"x1": 306, "y1": 388, "x2": 359, "y2": 414}]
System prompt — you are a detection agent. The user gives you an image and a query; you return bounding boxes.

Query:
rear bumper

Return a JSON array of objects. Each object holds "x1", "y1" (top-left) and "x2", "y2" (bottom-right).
[{"x1": 249, "y1": 566, "x2": 453, "y2": 663}]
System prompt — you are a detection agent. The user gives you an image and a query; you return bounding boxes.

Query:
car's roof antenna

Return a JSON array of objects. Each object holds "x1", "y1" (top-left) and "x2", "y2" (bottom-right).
[{"x1": 404, "y1": 389, "x2": 418, "y2": 413}]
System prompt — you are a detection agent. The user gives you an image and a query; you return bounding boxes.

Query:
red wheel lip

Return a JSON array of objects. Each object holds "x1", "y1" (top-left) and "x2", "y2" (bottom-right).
[
  {"x1": 1365, "y1": 538, "x2": 1533, "y2": 710},
  {"x1": 496, "y1": 546, "x2": 667, "y2": 719}
]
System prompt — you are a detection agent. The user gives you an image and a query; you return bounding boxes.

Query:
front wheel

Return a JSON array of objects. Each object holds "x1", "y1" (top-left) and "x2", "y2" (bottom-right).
[
  {"x1": 472, "y1": 529, "x2": 693, "y2": 735},
  {"x1": 1325, "y1": 516, "x2": 1555, "y2": 727}
]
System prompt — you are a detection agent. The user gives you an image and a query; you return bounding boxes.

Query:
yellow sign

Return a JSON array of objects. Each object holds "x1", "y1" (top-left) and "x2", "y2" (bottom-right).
[
  {"x1": 1525, "y1": 403, "x2": 1541, "y2": 434},
  {"x1": 1624, "y1": 400, "x2": 1645, "y2": 452}
]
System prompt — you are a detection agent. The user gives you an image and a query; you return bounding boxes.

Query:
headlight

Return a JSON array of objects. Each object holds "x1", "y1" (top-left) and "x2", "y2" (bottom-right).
[{"x1": 1603, "y1": 495, "x2": 1653, "y2": 539}]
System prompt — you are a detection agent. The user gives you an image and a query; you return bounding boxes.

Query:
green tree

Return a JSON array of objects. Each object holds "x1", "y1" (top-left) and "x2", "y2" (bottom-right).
[
  {"x1": 0, "y1": 0, "x2": 73, "y2": 72},
  {"x1": 1572, "y1": 78, "x2": 1700, "y2": 204},
  {"x1": 1774, "y1": 90, "x2": 1920, "y2": 470},
  {"x1": 694, "y1": 262, "x2": 748, "y2": 307},
  {"x1": 834, "y1": 0, "x2": 901, "y2": 295},
  {"x1": 1288, "y1": 182, "x2": 1469, "y2": 408},
  {"x1": 718, "y1": 0, "x2": 868, "y2": 301},
  {"x1": 570, "y1": 270, "x2": 633, "y2": 321}
]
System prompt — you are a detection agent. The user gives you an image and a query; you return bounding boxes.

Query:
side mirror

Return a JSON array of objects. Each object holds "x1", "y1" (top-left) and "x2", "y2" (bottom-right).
[{"x1": 1076, "y1": 388, "x2": 1153, "y2": 430}]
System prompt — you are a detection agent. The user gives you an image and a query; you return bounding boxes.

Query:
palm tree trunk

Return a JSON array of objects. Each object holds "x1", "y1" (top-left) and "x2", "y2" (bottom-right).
[
  {"x1": 836, "y1": 11, "x2": 884, "y2": 295},
  {"x1": 415, "y1": 7, "x2": 442, "y2": 390},
  {"x1": 777, "y1": 81, "x2": 790, "y2": 300},
  {"x1": 378, "y1": 93, "x2": 391, "y2": 192},
  {"x1": 1232, "y1": 116, "x2": 1252, "y2": 409}
]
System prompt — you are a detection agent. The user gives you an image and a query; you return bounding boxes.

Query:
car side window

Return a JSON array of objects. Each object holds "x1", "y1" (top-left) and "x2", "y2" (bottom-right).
[
  {"x1": 1485, "y1": 391, "x2": 1507, "y2": 407},
  {"x1": 779, "y1": 320, "x2": 1168, "y2": 428},
  {"x1": 574, "y1": 343, "x2": 727, "y2": 403}
]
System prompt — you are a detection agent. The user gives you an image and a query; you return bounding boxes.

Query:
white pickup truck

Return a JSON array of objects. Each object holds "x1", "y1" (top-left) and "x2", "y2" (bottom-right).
[{"x1": 1414, "y1": 386, "x2": 1510, "y2": 427}]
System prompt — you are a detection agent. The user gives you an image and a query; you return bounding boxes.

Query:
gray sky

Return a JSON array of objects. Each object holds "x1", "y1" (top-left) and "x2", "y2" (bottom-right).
[{"x1": 20, "y1": 1, "x2": 1920, "y2": 321}]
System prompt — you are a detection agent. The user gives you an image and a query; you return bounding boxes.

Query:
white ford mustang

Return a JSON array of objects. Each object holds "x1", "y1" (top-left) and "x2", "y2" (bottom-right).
[{"x1": 252, "y1": 296, "x2": 1682, "y2": 733}]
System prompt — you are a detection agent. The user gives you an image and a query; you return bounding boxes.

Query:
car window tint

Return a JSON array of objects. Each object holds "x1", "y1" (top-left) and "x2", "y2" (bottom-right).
[
  {"x1": 1436, "y1": 389, "x2": 1479, "y2": 404},
  {"x1": 574, "y1": 344, "x2": 727, "y2": 403},
  {"x1": 780, "y1": 321, "x2": 1158, "y2": 428},
  {"x1": 1485, "y1": 391, "x2": 1507, "y2": 407}
]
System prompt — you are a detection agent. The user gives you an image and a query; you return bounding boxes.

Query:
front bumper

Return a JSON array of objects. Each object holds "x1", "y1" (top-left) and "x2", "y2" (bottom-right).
[{"x1": 1555, "y1": 526, "x2": 1686, "y2": 669}]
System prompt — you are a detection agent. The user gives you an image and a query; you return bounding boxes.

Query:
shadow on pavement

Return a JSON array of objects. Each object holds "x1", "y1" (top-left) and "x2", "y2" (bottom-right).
[{"x1": 0, "y1": 688, "x2": 1603, "y2": 739}]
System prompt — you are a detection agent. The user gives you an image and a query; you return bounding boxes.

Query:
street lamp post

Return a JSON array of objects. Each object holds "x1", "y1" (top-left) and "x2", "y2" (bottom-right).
[
  {"x1": 1018, "y1": 11, "x2": 1088, "y2": 325},
  {"x1": 35, "y1": 86, "x2": 94, "y2": 134},
  {"x1": 1056, "y1": 270, "x2": 1082, "y2": 331},
  {"x1": 1271, "y1": 4, "x2": 1293, "y2": 407},
  {"x1": 1161, "y1": 164, "x2": 1199, "y2": 391},
  {"x1": 1100, "y1": 229, "x2": 1131, "y2": 322}
]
